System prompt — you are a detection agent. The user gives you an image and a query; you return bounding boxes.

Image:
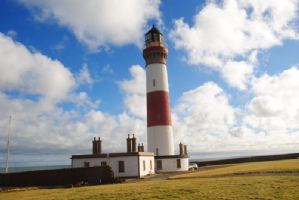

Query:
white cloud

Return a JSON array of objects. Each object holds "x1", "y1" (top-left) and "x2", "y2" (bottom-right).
[
  {"x1": 69, "y1": 92, "x2": 100, "y2": 109},
  {"x1": 19, "y1": 0, "x2": 162, "y2": 51},
  {"x1": 6, "y1": 30, "x2": 17, "y2": 38},
  {"x1": 85, "y1": 110, "x2": 146, "y2": 152},
  {"x1": 221, "y1": 61, "x2": 254, "y2": 90},
  {"x1": 0, "y1": 55, "x2": 148, "y2": 165},
  {"x1": 0, "y1": 32, "x2": 103, "y2": 165},
  {"x1": 169, "y1": 0, "x2": 299, "y2": 89},
  {"x1": 244, "y1": 66, "x2": 299, "y2": 134},
  {"x1": 0, "y1": 32, "x2": 76, "y2": 101},
  {"x1": 172, "y1": 82, "x2": 236, "y2": 147},
  {"x1": 102, "y1": 64, "x2": 113, "y2": 74},
  {"x1": 76, "y1": 64, "x2": 93, "y2": 86},
  {"x1": 118, "y1": 65, "x2": 146, "y2": 118},
  {"x1": 248, "y1": 95, "x2": 284, "y2": 117},
  {"x1": 0, "y1": 91, "x2": 92, "y2": 156}
]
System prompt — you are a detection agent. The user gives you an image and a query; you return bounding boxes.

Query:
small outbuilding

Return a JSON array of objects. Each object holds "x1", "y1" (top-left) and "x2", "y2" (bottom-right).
[{"x1": 71, "y1": 135, "x2": 155, "y2": 178}]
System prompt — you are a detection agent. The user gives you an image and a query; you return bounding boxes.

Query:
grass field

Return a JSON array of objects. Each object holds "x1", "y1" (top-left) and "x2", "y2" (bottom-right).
[
  {"x1": 171, "y1": 159, "x2": 299, "y2": 179},
  {"x1": 1, "y1": 159, "x2": 299, "y2": 200}
]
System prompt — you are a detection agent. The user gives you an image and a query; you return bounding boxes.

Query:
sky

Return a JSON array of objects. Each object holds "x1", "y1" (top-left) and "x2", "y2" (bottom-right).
[{"x1": 0, "y1": 0, "x2": 299, "y2": 167}]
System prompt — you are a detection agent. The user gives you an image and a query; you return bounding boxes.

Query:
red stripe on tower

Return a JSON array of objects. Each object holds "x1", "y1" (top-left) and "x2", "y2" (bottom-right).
[{"x1": 147, "y1": 91, "x2": 172, "y2": 127}]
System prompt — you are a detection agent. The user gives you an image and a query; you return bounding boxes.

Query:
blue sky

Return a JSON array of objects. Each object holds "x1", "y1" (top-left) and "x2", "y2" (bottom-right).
[{"x1": 0, "y1": 0, "x2": 299, "y2": 167}]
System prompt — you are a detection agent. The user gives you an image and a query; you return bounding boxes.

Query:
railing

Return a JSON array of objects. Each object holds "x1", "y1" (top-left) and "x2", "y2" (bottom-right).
[{"x1": 142, "y1": 42, "x2": 168, "y2": 50}]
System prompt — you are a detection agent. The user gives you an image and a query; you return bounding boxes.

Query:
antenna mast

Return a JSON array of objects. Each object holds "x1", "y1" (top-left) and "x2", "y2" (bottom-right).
[{"x1": 5, "y1": 116, "x2": 11, "y2": 173}]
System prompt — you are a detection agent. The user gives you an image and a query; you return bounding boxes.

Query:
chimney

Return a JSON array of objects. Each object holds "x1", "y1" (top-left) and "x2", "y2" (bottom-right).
[
  {"x1": 132, "y1": 134, "x2": 137, "y2": 152},
  {"x1": 127, "y1": 134, "x2": 132, "y2": 153},
  {"x1": 98, "y1": 137, "x2": 102, "y2": 154},
  {"x1": 138, "y1": 143, "x2": 141, "y2": 152},
  {"x1": 92, "y1": 137, "x2": 97, "y2": 154},
  {"x1": 179, "y1": 142, "x2": 184, "y2": 155},
  {"x1": 141, "y1": 143, "x2": 144, "y2": 152},
  {"x1": 184, "y1": 145, "x2": 188, "y2": 155}
]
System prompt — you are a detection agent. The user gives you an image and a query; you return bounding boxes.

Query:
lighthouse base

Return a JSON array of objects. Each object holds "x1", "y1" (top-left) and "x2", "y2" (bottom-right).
[{"x1": 154, "y1": 155, "x2": 189, "y2": 173}]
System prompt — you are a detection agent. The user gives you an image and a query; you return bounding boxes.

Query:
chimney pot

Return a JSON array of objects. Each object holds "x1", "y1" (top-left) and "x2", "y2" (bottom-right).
[
  {"x1": 127, "y1": 135, "x2": 132, "y2": 153},
  {"x1": 179, "y1": 142, "x2": 184, "y2": 155},
  {"x1": 184, "y1": 145, "x2": 188, "y2": 155},
  {"x1": 97, "y1": 136, "x2": 102, "y2": 154},
  {"x1": 132, "y1": 134, "x2": 137, "y2": 152}
]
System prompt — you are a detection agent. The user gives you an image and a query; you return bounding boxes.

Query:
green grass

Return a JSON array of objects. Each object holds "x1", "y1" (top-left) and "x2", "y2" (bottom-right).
[
  {"x1": 172, "y1": 159, "x2": 299, "y2": 179},
  {"x1": 1, "y1": 176, "x2": 299, "y2": 200},
  {"x1": 1, "y1": 159, "x2": 299, "y2": 200}
]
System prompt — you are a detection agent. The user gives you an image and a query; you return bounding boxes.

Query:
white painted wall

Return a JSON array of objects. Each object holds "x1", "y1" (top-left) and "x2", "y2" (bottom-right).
[
  {"x1": 72, "y1": 157, "x2": 107, "y2": 168},
  {"x1": 147, "y1": 126, "x2": 174, "y2": 155},
  {"x1": 73, "y1": 156, "x2": 138, "y2": 177},
  {"x1": 155, "y1": 158, "x2": 189, "y2": 173},
  {"x1": 110, "y1": 156, "x2": 139, "y2": 177},
  {"x1": 139, "y1": 156, "x2": 155, "y2": 176},
  {"x1": 146, "y1": 63, "x2": 169, "y2": 93}
]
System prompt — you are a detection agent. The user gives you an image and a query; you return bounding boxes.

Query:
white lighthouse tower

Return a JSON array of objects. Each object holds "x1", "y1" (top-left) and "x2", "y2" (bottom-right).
[
  {"x1": 143, "y1": 25, "x2": 174, "y2": 156},
  {"x1": 143, "y1": 25, "x2": 189, "y2": 172}
]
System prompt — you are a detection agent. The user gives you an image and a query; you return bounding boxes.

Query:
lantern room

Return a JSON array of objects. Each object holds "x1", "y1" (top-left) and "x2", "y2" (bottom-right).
[{"x1": 144, "y1": 24, "x2": 167, "y2": 49}]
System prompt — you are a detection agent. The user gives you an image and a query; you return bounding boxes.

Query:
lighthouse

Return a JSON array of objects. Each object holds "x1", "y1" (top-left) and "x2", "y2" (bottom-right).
[
  {"x1": 143, "y1": 25, "x2": 174, "y2": 156},
  {"x1": 72, "y1": 25, "x2": 189, "y2": 175}
]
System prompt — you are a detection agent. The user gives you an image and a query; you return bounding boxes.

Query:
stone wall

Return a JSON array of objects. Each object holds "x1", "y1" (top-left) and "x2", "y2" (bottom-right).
[
  {"x1": 196, "y1": 153, "x2": 299, "y2": 167},
  {"x1": 0, "y1": 166, "x2": 114, "y2": 187}
]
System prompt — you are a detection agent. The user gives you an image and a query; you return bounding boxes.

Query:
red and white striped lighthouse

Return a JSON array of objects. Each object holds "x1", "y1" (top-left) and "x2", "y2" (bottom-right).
[{"x1": 143, "y1": 25, "x2": 174, "y2": 156}]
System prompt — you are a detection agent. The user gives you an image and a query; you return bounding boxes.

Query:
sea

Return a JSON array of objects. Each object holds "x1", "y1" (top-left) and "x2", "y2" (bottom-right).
[{"x1": 0, "y1": 165, "x2": 71, "y2": 173}]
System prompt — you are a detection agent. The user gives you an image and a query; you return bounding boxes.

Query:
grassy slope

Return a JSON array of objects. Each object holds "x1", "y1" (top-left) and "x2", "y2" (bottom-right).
[
  {"x1": 172, "y1": 159, "x2": 299, "y2": 179},
  {"x1": 1, "y1": 159, "x2": 299, "y2": 200},
  {"x1": 1, "y1": 176, "x2": 299, "y2": 200}
]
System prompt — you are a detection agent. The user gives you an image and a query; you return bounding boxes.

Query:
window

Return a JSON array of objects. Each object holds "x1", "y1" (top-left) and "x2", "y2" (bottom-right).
[
  {"x1": 177, "y1": 159, "x2": 181, "y2": 168},
  {"x1": 157, "y1": 114, "x2": 160, "y2": 121},
  {"x1": 156, "y1": 148, "x2": 159, "y2": 156},
  {"x1": 101, "y1": 161, "x2": 107, "y2": 166},
  {"x1": 118, "y1": 161, "x2": 125, "y2": 173},
  {"x1": 84, "y1": 162, "x2": 90, "y2": 167},
  {"x1": 154, "y1": 33, "x2": 158, "y2": 41},
  {"x1": 150, "y1": 160, "x2": 152, "y2": 170},
  {"x1": 143, "y1": 160, "x2": 146, "y2": 171},
  {"x1": 146, "y1": 34, "x2": 151, "y2": 41},
  {"x1": 157, "y1": 160, "x2": 162, "y2": 170},
  {"x1": 153, "y1": 79, "x2": 155, "y2": 86},
  {"x1": 159, "y1": 35, "x2": 163, "y2": 42}
]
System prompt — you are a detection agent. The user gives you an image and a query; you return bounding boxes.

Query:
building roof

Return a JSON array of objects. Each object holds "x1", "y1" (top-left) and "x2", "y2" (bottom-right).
[
  {"x1": 145, "y1": 24, "x2": 162, "y2": 36},
  {"x1": 71, "y1": 152, "x2": 154, "y2": 159}
]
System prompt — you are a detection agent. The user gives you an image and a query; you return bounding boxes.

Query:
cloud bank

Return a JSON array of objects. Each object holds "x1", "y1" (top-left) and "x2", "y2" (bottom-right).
[
  {"x1": 169, "y1": 0, "x2": 299, "y2": 90},
  {"x1": 18, "y1": 0, "x2": 162, "y2": 51}
]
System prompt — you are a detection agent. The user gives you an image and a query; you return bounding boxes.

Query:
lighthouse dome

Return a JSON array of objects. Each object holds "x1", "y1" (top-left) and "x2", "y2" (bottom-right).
[{"x1": 145, "y1": 24, "x2": 163, "y2": 36}]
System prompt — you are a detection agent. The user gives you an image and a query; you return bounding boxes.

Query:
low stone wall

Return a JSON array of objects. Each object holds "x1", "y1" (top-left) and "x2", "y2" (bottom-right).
[
  {"x1": 0, "y1": 166, "x2": 114, "y2": 187},
  {"x1": 196, "y1": 153, "x2": 299, "y2": 167}
]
